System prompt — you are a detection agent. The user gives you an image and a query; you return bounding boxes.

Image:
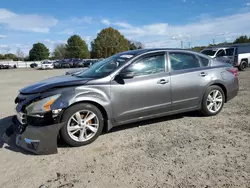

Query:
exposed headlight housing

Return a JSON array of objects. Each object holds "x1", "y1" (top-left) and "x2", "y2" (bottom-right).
[{"x1": 26, "y1": 94, "x2": 61, "y2": 115}]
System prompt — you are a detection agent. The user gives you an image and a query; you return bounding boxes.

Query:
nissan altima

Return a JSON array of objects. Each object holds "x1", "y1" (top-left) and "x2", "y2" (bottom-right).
[{"x1": 3, "y1": 48, "x2": 239, "y2": 154}]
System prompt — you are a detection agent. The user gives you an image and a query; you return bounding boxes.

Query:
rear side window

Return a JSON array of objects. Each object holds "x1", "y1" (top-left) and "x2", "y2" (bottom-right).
[
  {"x1": 198, "y1": 56, "x2": 210, "y2": 66},
  {"x1": 225, "y1": 48, "x2": 234, "y2": 56},
  {"x1": 169, "y1": 52, "x2": 201, "y2": 71}
]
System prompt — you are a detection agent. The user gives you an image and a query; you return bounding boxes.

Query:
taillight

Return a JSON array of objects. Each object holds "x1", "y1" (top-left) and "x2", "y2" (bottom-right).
[{"x1": 227, "y1": 67, "x2": 238, "y2": 77}]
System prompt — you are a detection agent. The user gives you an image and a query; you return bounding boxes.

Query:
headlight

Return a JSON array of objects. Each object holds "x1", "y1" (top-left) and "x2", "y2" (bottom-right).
[{"x1": 26, "y1": 94, "x2": 61, "y2": 115}]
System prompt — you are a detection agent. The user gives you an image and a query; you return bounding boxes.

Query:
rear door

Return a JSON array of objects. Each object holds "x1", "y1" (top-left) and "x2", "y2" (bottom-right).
[{"x1": 168, "y1": 51, "x2": 211, "y2": 111}]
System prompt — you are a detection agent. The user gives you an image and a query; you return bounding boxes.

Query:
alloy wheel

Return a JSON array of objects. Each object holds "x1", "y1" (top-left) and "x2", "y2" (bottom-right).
[
  {"x1": 206, "y1": 90, "x2": 223, "y2": 113},
  {"x1": 67, "y1": 110, "x2": 99, "y2": 142}
]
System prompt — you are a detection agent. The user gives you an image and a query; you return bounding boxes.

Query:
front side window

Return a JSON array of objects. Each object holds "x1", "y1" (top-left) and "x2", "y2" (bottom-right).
[
  {"x1": 169, "y1": 52, "x2": 201, "y2": 71},
  {"x1": 123, "y1": 54, "x2": 165, "y2": 77},
  {"x1": 216, "y1": 50, "x2": 226, "y2": 57},
  {"x1": 201, "y1": 49, "x2": 216, "y2": 56}
]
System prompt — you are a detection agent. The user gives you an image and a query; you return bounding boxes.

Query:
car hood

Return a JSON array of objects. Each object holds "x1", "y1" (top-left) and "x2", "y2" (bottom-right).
[
  {"x1": 66, "y1": 68, "x2": 88, "y2": 75},
  {"x1": 20, "y1": 75, "x2": 92, "y2": 94}
]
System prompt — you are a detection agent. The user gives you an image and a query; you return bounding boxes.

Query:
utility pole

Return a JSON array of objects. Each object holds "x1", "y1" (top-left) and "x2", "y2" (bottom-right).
[
  {"x1": 188, "y1": 42, "x2": 191, "y2": 49},
  {"x1": 212, "y1": 38, "x2": 215, "y2": 45},
  {"x1": 181, "y1": 41, "x2": 183, "y2": 49}
]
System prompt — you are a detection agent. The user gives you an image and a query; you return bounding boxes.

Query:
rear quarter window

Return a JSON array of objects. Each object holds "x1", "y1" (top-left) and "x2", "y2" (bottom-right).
[{"x1": 198, "y1": 56, "x2": 210, "y2": 66}]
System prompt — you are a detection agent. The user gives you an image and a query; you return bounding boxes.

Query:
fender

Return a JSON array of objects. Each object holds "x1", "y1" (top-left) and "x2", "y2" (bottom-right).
[
  {"x1": 200, "y1": 79, "x2": 228, "y2": 105},
  {"x1": 51, "y1": 85, "x2": 114, "y2": 131}
]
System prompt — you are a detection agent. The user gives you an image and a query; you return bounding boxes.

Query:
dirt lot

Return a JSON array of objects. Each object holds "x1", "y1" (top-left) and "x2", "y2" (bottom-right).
[{"x1": 0, "y1": 68, "x2": 250, "y2": 188}]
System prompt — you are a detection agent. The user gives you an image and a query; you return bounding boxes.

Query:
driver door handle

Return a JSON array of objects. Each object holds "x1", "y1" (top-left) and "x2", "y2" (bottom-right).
[
  {"x1": 157, "y1": 79, "x2": 169, "y2": 84},
  {"x1": 199, "y1": 72, "x2": 207, "y2": 77}
]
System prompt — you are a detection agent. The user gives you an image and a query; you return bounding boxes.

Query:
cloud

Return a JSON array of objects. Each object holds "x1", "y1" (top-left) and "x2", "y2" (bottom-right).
[
  {"x1": 0, "y1": 9, "x2": 58, "y2": 33},
  {"x1": 0, "y1": 34, "x2": 6, "y2": 38},
  {"x1": 113, "y1": 22, "x2": 133, "y2": 29},
  {"x1": 101, "y1": 19, "x2": 111, "y2": 25},
  {"x1": 72, "y1": 16, "x2": 92, "y2": 24},
  {"x1": 246, "y1": 3, "x2": 250, "y2": 6},
  {"x1": 101, "y1": 19, "x2": 133, "y2": 29},
  {"x1": 116, "y1": 12, "x2": 250, "y2": 47},
  {"x1": 82, "y1": 36, "x2": 91, "y2": 42},
  {"x1": 59, "y1": 29, "x2": 74, "y2": 35},
  {"x1": 0, "y1": 44, "x2": 9, "y2": 48},
  {"x1": 44, "y1": 39, "x2": 66, "y2": 45}
]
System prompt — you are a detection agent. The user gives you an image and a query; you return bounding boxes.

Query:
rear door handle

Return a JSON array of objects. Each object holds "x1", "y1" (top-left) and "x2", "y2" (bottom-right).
[
  {"x1": 157, "y1": 79, "x2": 169, "y2": 84},
  {"x1": 199, "y1": 72, "x2": 207, "y2": 77}
]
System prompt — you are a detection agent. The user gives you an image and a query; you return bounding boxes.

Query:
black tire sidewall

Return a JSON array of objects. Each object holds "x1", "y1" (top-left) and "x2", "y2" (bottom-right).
[
  {"x1": 239, "y1": 61, "x2": 247, "y2": 71},
  {"x1": 201, "y1": 86, "x2": 225, "y2": 116},
  {"x1": 60, "y1": 103, "x2": 104, "y2": 147}
]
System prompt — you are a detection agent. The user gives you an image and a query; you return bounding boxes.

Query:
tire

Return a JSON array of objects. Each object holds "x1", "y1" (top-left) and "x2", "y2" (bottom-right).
[
  {"x1": 60, "y1": 103, "x2": 104, "y2": 147},
  {"x1": 201, "y1": 85, "x2": 225, "y2": 116},
  {"x1": 238, "y1": 60, "x2": 248, "y2": 71}
]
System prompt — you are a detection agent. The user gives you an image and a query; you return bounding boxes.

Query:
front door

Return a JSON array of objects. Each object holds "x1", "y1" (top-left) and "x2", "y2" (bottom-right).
[{"x1": 110, "y1": 52, "x2": 171, "y2": 124}]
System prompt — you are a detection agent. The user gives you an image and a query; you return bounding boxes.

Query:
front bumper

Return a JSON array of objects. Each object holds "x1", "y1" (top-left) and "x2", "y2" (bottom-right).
[{"x1": 2, "y1": 116, "x2": 64, "y2": 155}]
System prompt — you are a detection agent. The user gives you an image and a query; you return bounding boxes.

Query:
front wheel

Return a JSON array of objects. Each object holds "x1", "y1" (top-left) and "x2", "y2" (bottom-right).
[
  {"x1": 60, "y1": 103, "x2": 104, "y2": 147},
  {"x1": 201, "y1": 86, "x2": 225, "y2": 116}
]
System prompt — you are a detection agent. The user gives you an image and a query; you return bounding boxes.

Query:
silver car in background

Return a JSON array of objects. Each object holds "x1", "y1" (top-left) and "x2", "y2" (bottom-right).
[{"x1": 6, "y1": 48, "x2": 239, "y2": 154}]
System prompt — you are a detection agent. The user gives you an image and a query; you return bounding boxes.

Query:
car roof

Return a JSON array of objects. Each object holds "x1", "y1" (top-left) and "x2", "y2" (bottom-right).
[{"x1": 118, "y1": 48, "x2": 201, "y2": 56}]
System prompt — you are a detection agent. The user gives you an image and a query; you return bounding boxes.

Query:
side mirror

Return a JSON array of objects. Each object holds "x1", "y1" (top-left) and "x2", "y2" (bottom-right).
[{"x1": 119, "y1": 71, "x2": 135, "y2": 79}]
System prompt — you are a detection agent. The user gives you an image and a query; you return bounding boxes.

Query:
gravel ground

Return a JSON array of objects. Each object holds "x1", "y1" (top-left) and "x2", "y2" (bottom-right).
[{"x1": 0, "y1": 68, "x2": 250, "y2": 188}]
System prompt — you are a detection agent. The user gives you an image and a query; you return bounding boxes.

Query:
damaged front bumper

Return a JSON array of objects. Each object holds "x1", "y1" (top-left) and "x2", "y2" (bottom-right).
[{"x1": 2, "y1": 115, "x2": 64, "y2": 155}]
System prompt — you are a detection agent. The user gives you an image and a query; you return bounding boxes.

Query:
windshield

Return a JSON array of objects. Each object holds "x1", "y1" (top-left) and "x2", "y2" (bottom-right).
[
  {"x1": 201, "y1": 49, "x2": 217, "y2": 56},
  {"x1": 76, "y1": 54, "x2": 134, "y2": 78}
]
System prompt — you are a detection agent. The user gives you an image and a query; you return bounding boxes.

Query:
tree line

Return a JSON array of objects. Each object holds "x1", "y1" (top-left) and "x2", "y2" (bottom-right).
[
  {"x1": 0, "y1": 27, "x2": 143, "y2": 61},
  {"x1": 1, "y1": 29, "x2": 249, "y2": 61},
  {"x1": 191, "y1": 35, "x2": 250, "y2": 52}
]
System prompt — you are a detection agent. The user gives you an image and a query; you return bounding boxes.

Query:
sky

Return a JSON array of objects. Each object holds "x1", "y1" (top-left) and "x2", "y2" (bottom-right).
[{"x1": 1, "y1": 0, "x2": 250, "y2": 55}]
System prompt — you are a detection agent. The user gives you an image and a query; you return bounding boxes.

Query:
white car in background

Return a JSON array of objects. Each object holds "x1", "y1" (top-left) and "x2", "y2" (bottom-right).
[
  {"x1": 201, "y1": 43, "x2": 250, "y2": 71},
  {"x1": 41, "y1": 61, "x2": 54, "y2": 69}
]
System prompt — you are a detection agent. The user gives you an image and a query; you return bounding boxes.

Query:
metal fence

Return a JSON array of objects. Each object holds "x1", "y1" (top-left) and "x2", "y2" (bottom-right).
[
  {"x1": 0, "y1": 61, "x2": 43, "y2": 68},
  {"x1": 0, "y1": 59, "x2": 102, "y2": 68}
]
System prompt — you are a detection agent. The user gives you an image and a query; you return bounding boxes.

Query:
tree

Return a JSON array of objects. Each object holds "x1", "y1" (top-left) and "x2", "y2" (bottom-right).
[
  {"x1": 66, "y1": 35, "x2": 90, "y2": 58},
  {"x1": 52, "y1": 44, "x2": 67, "y2": 59},
  {"x1": 129, "y1": 40, "x2": 144, "y2": 50},
  {"x1": 91, "y1": 27, "x2": 130, "y2": 58},
  {"x1": 191, "y1": 46, "x2": 206, "y2": 52},
  {"x1": 233, "y1": 35, "x2": 250, "y2": 44},
  {"x1": 29, "y1": 43, "x2": 50, "y2": 61},
  {"x1": 4, "y1": 53, "x2": 17, "y2": 60},
  {"x1": 0, "y1": 54, "x2": 5, "y2": 59},
  {"x1": 16, "y1": 48, "x2": 24, "y2": 61}
]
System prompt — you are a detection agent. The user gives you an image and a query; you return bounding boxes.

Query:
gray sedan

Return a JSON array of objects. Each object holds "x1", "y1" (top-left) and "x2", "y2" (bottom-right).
[{"x1": 6, "y1": 48, "x2": 239, "y2": 154}]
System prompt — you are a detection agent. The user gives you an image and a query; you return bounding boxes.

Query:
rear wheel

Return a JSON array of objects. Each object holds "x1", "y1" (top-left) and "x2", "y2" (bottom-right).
[
  {"x1": 201, "y1": 86, "x2": 225, "y2": 116},
  {"x1": 60, "y1": 103, "x2": 104, "y2": 147},
  {"x1": 238, "y1": 60, "x2": 248, "y2": 71}
]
